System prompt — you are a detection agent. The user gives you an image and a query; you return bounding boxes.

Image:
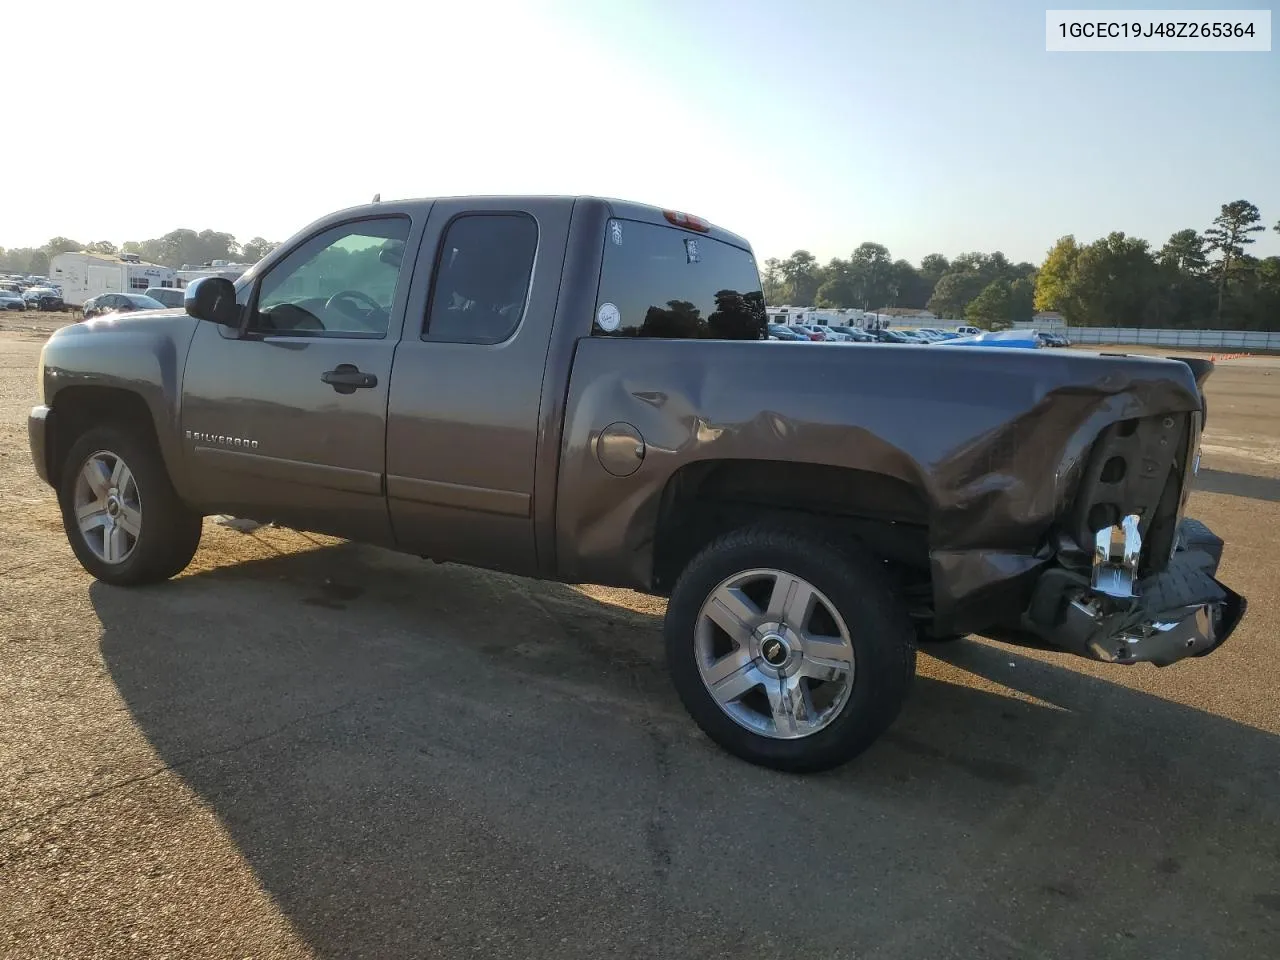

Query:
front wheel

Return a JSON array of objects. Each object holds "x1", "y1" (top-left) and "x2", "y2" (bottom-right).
[
  {"x1": 664, "y1": 524, "x2": 917, "y2": 773},
  {"x1": 57, "y1": 424, "x2": 203, "y2": 586}
]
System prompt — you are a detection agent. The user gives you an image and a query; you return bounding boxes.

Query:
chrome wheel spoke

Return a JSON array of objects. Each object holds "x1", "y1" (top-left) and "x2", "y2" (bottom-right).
[
  {"x1": 706, "y1": 652, "x2": 763, "y2": 703},
  {"x1": 111, "y1": 459, "x2": 134, "y2": 495},
  {"x1": 102, "y1": 524, "x2": 128, "y2": 563},
  {"x1": 81, "y1": 458, "x2": 111, "y2": 499},
  {"x1": 766, "y1": 676, "x2": 814, "y2": 738},
  {"x1": 798, "y1": 655, "x2": 852, "y2": 683},
  {"x1": 800, "y1": 635, "x2": 855, "y2": 682},
  {"x1": 76, "y1": 495, "x2": 106, "y2": 521},
  {"x1": 766, "y1": 572, "x2": 815, "y2": 628},
  {"x1": 77, "y1": 507, "x2": 109, "y2": 533},
  {"x1": 804, "y1": 635, "x2": 853, "y2": 661},
  {"x1": 705, "y1": 585, "x2": 759, "y2": 645},
  {"x1": 117, "y1": 504, "x2": 142, "y2": 538}
]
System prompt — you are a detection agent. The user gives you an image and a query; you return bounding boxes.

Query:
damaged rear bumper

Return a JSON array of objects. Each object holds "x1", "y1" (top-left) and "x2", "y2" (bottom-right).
[{"x1": 1024, "y1": 517, "x2": 1247, "y2": 667}]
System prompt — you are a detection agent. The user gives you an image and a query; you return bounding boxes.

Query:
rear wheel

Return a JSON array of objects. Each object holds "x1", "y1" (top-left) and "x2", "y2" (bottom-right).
[
  {"x1": 664, "y1": 524, "x2": 916, "y2": 773},
  {"x1": 57, "y1": 424, "x2": 203, "y2": 586}
]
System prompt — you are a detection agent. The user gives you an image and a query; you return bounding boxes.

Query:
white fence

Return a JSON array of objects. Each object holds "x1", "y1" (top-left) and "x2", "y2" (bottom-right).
[{"x1": 1011, "y1": 322, "x2": 1280, "y2": 351}]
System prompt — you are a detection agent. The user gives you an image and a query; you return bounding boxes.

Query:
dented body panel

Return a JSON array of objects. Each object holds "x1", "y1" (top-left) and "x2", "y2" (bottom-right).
[{"x1": 554, "y1": 337, "x2": 1204, "y2": 626}]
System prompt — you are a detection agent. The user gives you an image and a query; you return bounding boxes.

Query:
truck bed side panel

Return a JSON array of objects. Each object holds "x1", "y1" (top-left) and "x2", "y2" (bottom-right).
[{"x1": 555, "y1": 338, "x2": 1204, "y2": 614}]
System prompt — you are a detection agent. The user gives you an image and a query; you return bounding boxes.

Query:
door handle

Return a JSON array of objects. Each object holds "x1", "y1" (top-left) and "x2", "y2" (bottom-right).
[{"x1": 321, "y1": 363, "x2": 377, "y2": 394}]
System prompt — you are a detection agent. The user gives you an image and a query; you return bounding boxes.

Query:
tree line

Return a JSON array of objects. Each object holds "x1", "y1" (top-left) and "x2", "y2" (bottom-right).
[
  {"x1": 762, "y1": 199, "x2": 1279, "y2": 330},
  {"x1": 0, "y1": 230, "x2": 281, "y2": 277}
]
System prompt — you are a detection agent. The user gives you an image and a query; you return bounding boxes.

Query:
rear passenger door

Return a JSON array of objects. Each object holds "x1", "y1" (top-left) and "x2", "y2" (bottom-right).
[{"x1": 385, "y1": 198, "x2": 572, "y2": 576}]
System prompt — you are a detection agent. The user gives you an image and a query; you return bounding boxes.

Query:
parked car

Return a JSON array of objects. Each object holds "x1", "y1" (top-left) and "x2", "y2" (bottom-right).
[
  {"x1": 143, "y1": 286, "x2": 188, "y2": 309},
  {"x1": 0, "y1": 289, "x2": 25, "y2": 311},
  {"x1": 789, "y1": 324, "x2": 824, "y2": 341},
  {"x1": 28, "y1": 195, "x2": 1246, "y2": 774},
  {"x1": 767, "y1": 323, "x2": 809, "y2": 341},
  {"x1": 82, "y1": 292, "x2": 168, "y2": 319},
  {"x1": 871, "y1": 329, "x2": 919, "y2": 344},
  {"x1": 809, "y1": 324, "x2": 861, "y2": 342},
  {"x1": 22, "y1": 286, "x2": 64, "y2": 311},
  {"x1": 939, "y1": 330, "x2": 1045, "y2": 349}
]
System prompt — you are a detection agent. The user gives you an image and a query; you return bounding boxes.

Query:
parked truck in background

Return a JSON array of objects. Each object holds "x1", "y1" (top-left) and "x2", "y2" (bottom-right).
[{"x1": 28, "y1": 195, "x2": 1247, "y2": 773}]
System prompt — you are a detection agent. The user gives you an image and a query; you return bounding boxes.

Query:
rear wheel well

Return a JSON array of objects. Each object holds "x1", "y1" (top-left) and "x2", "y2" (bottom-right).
[
  {"x1": 49, "y1": 387, "x2": 162, "y2": 485},
  {"x1": 651, "y1": 460, "x2": 932, "y2": 606}
]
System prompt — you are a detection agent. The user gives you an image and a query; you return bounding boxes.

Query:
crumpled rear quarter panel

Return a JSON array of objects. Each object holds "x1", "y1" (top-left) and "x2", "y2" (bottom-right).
[{"x1": 555, "y1": 339, "x2": 1203, "y2": 619}]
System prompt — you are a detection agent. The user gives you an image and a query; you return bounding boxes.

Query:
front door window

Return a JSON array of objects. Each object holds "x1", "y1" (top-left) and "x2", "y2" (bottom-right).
[{"x1": 250, "y1": 216, "x2": 411, "y2": 338}]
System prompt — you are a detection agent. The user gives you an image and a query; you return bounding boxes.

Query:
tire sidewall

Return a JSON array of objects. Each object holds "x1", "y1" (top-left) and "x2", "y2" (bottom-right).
[{"x1": 665, "y1": 526, "x2": 916, "y2": 772}]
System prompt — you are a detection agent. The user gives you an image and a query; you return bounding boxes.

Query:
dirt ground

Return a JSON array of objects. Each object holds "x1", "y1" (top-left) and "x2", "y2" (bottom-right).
[{"x1": 1, "y1": 316, "x2": 1277, "y2": 959}]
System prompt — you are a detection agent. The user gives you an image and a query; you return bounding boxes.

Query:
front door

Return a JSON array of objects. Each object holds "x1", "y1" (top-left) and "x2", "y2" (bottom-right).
[{"x1": 180, "y1": 213, "x2": 417, "y2": 545}]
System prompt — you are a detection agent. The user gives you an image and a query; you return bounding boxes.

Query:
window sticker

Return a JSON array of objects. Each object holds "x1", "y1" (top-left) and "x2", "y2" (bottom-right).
[{"x1": 596, "y1": 301, "x2": 621, "y2": 332}]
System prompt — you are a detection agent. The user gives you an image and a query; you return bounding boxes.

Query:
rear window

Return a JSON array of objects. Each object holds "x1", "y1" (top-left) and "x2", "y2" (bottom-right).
[{"x1": 593, "y1": 219, "x2": 766, "y2": 340}]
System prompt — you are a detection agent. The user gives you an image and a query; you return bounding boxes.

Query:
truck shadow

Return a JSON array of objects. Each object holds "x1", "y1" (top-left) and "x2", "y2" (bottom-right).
[
  {"x1": 1196, "y1": 467, "x2": 1280, "y2": 503},
  {"x1": 91, "y1": 540, "x2": 1280, "y2": 959}
]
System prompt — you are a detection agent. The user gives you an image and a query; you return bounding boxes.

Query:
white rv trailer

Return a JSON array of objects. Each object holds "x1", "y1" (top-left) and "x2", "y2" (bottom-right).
[{"x1": 48, "y1": 252, "x2": 176, "y2": 308}]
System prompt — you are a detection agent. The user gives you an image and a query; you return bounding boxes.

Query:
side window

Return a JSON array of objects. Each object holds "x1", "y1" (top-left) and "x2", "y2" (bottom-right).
[
  {"x1": 249, "y1": 216, "x2": 411, "y2": 338},
  {"x1": 423, "y1": 213, "x2": 537, "y2": 345}
]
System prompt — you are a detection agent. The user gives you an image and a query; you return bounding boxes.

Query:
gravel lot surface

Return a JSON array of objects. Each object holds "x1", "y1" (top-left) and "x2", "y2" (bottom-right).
[{"x1": 1, "y1": 315, "x2": 1277, "y2": 959}]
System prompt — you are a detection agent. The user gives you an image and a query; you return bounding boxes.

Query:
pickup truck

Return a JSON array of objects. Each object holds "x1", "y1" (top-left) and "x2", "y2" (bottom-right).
[{"x1": 28, "y1": 195, "x2": 1247, "y2": 773}]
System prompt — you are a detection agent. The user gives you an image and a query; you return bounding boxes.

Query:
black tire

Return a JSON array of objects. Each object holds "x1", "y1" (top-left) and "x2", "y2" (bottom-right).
[
  {"x1": 57, "y1": 423, "x2": 203, "y2": 586},
  {"x1": 664, "y1": 523, "x2": 917, "y2": 774}
]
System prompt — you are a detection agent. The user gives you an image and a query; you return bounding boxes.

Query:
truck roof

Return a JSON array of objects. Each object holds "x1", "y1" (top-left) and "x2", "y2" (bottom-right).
[{"x1": 312, "y1": 195, "x2": 755, "y2": 253}]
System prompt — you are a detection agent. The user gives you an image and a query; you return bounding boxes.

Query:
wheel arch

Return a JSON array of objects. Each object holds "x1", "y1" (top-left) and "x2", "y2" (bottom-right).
[
  {"x1": 46, "y1": 386, "x2": 174, "y2": 491},
  {"x1": 651, "y1": 458, "x2": 933, "y2": 595}
]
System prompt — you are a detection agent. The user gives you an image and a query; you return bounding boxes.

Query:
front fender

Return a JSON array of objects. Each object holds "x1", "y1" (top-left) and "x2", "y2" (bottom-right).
[{"x1": 40, "y1": 312, "x2": 200, "y2": 495}]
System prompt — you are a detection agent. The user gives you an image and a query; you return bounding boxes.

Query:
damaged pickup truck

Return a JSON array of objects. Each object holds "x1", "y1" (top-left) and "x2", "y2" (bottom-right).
[{"x1": 28, "y1": 195, "x2": 1247, "y2": 773}]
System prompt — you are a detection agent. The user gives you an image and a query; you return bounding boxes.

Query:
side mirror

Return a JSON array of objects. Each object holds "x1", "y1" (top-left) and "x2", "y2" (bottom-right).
[{"x1": 185, "y1": 276, "x2": 240, "y2": 327}]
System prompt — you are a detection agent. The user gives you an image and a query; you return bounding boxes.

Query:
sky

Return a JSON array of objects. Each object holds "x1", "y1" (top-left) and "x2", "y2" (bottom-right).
[{"x1": 3, "y1": 0, "x2": 1277, "y2": 267}]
